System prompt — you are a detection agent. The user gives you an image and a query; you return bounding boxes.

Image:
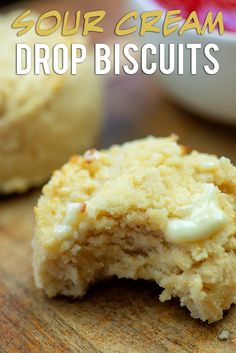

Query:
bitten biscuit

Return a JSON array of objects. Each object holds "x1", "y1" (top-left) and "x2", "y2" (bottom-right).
[
  {"x1": 33, "y1": 136, "x2": 236, "y2": 323},
  {"x1": 0, "y1": 12, "x2": 102, "y2": 194}
]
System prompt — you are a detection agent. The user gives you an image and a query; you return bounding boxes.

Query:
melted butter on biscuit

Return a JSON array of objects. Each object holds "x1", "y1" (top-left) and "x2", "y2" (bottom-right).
[
  {"x1": 54, "y1": 202, "x2": 86, "y2": 238},
  {"x1": 167, "y1": 184, "x2": 227, "y2": 243}
]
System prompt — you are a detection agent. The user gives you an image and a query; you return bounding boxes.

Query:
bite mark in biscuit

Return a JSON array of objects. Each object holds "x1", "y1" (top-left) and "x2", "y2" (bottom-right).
[{"x1": 33, "y1": 136, "x2": 236, "y2": 323}]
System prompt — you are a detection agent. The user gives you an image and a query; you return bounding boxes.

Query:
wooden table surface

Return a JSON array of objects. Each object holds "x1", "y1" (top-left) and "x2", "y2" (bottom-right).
[{"x1": 1, "y1": 1, "x2": 236, "y2": 353}]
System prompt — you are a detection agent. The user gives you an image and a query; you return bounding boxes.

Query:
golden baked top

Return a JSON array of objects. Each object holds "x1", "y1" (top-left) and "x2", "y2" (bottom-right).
[{"x1": 35, "y1": 136, "x2": 236, "y2": 250}]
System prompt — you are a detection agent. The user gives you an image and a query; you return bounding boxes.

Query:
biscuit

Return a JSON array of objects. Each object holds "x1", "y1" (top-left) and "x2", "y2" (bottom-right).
[
  {"x1": 0, "y1": 12, "x2": 102, "y2": 194},
  {"x1": 33, "y1": 136, "x2": 236, "y2": 323}
]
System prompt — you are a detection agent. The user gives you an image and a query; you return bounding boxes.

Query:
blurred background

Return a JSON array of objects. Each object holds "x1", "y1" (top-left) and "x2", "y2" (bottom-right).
[{"x1": 1, "y1": 0, "x2": 236, "y2": 160}]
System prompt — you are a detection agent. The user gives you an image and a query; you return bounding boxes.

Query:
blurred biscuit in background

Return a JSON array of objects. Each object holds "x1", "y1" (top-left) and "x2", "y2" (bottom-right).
[{"x1": 0, "y1": 11, "x2": 103, "y2": 194}]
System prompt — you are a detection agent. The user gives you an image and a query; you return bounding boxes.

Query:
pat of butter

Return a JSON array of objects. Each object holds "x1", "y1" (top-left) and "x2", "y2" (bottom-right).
[
  {"x1": 54, "y1": 202, "x2": 86, "y2": 238},
  {"x1": 64, "y1": 203, "x2": 85, "y2": 226},
  {"x1": 201, "y1": 160, "x2": 218, "y2": 170},
  {"x1": 54, "y1": 224, "x2": 71, "y2": 238},
  {"x1": 167, "y1": 184, "x2": 227, "y2": 243}
]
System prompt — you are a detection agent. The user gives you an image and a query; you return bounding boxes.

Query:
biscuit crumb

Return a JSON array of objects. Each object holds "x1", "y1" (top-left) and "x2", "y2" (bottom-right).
[
  {"x1": 84, "y1": 149, "x2": 100, "y2": 162},
  {"x1": 218, "y1": 330, "x2": 230, "y2": 341},
  {"x1": 79, "y1": 202, "x2": 87, "y2": 213},
  {"x1": 159, "y1": 290, "x2": 171, "y2": 302},
  {"x1": 181, "y1": 144, "x2": 192, "y2": 155},
  {"x1": 170, "y1": 133, "x2": 179, "y2": 141},
  {"x1": 70, "y1": 155, "x2": 80, "y2": 164}
]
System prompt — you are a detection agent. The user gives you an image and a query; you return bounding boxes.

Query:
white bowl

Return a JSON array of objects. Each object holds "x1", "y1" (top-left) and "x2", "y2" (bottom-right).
[{"x1": 132, "y1": 0, "x2": 236, "y2": 124}]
